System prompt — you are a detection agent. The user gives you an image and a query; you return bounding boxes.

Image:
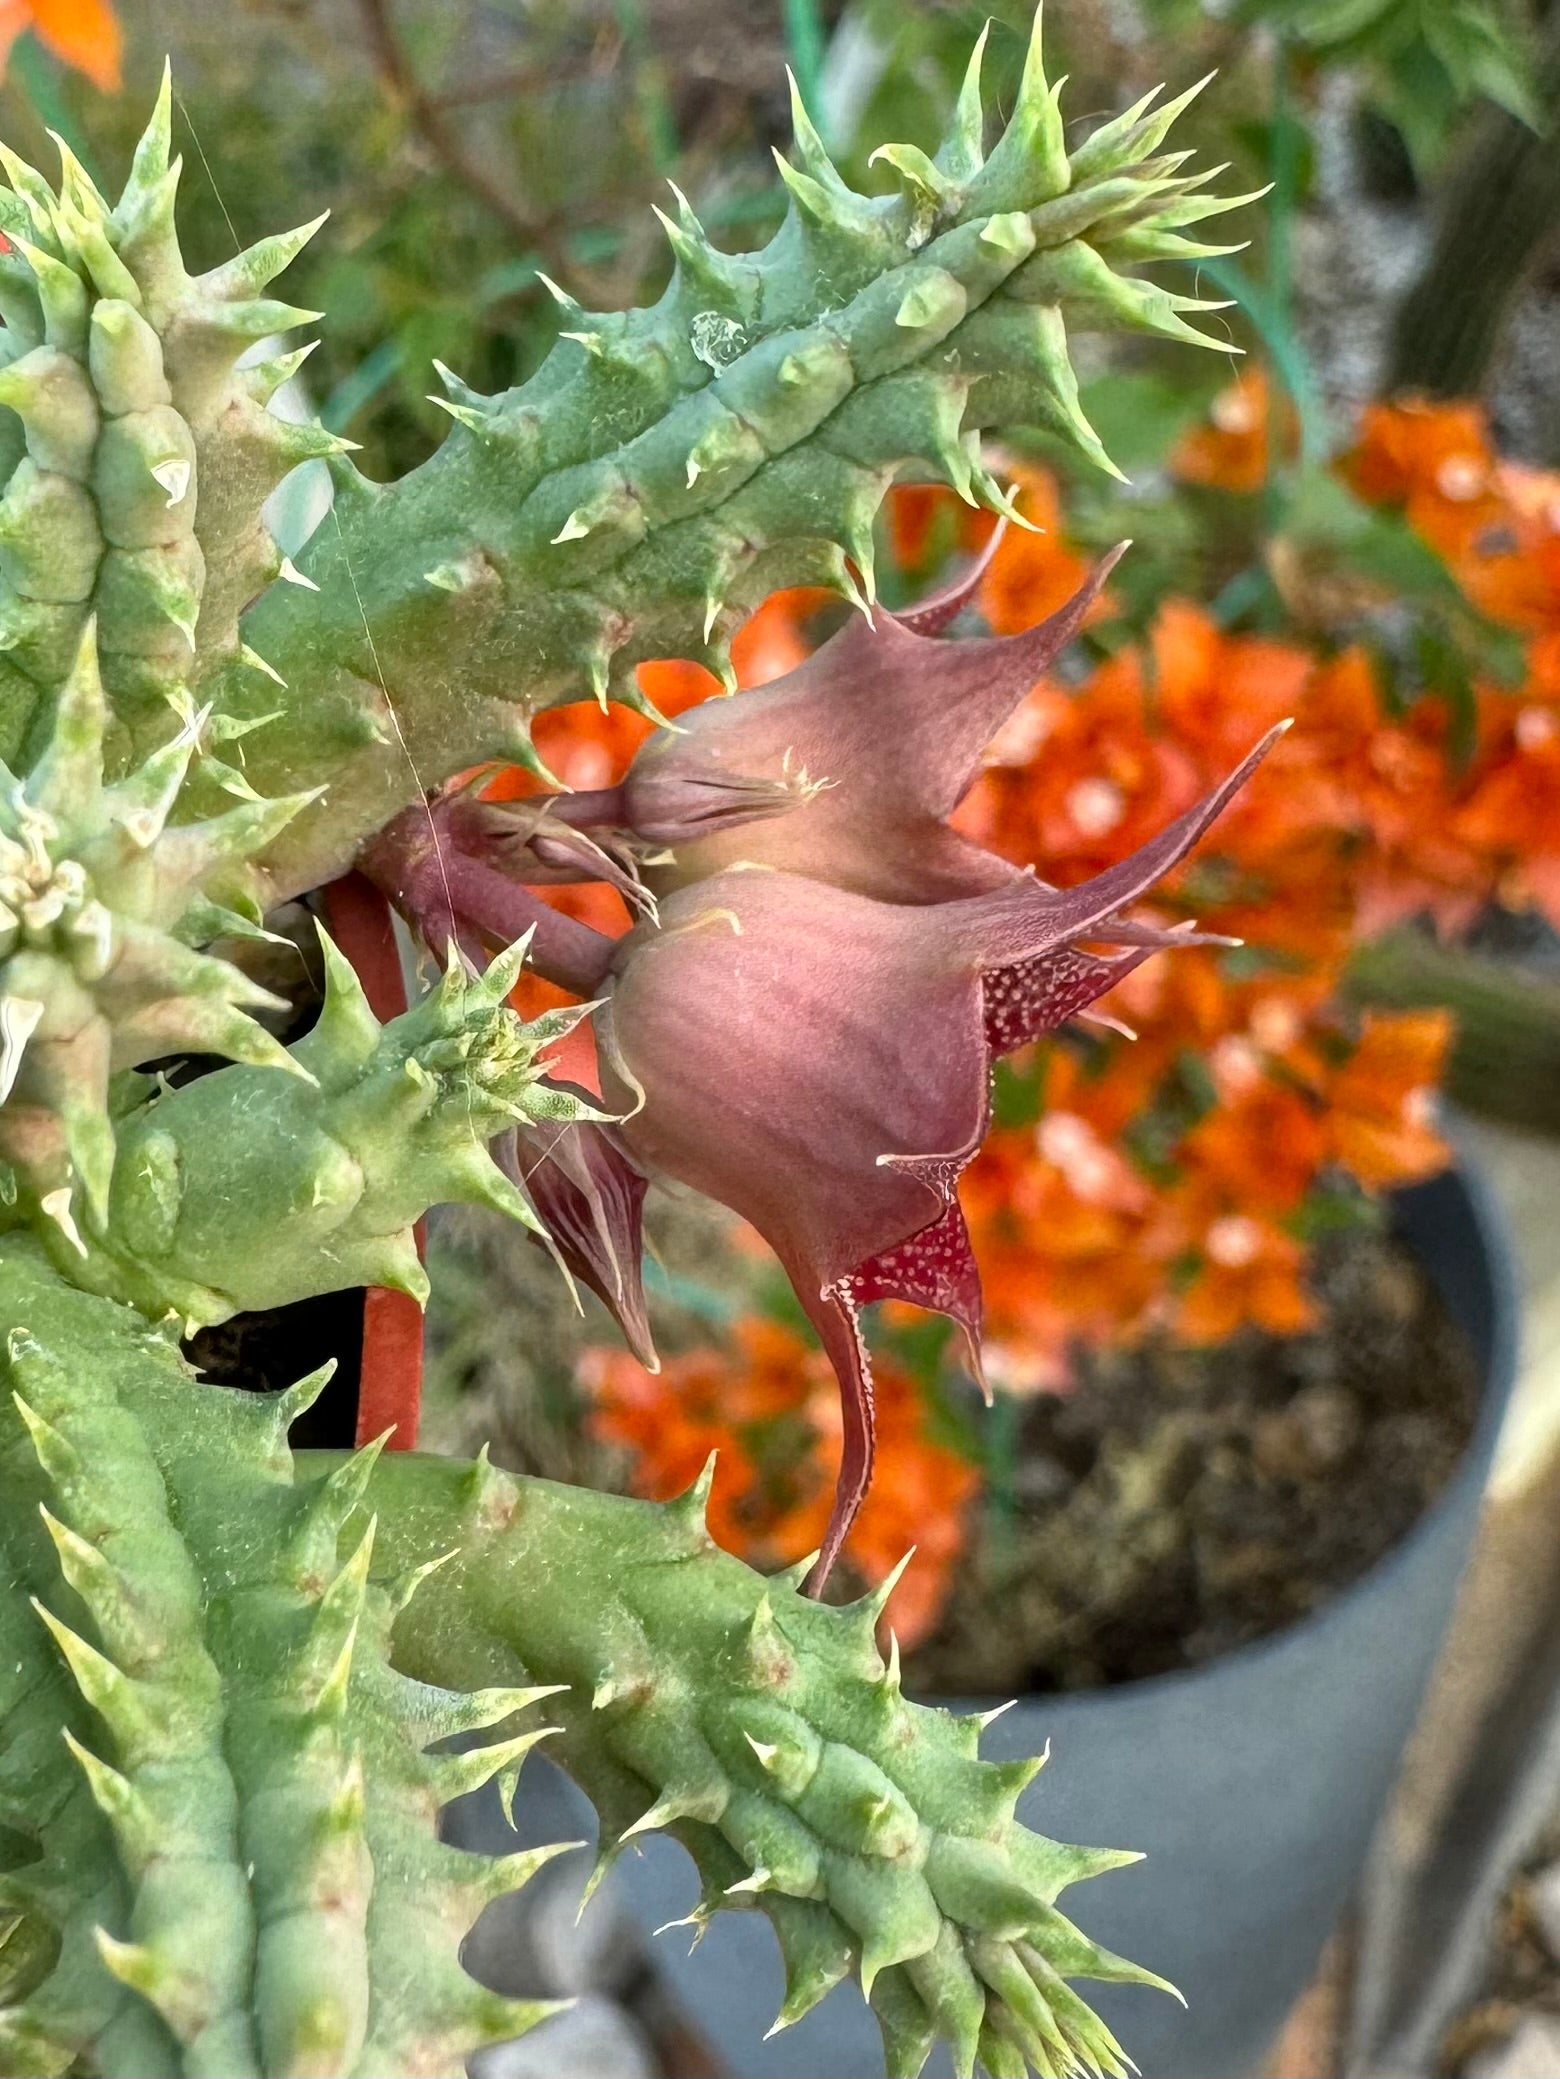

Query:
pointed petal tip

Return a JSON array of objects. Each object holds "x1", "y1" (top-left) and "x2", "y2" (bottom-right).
[{"x1": 891, "y1": 516, "x2": 1008, "y2": 636}]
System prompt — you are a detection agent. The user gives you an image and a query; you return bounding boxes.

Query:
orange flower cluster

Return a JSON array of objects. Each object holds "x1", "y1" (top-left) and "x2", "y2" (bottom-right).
[
  {"x1": 584, "y1": 1319, "x2": 978, "y2": 1647},
  {"x1": 0, "y1": 0, "x2": 121, "y2": 91},
  {"x1": 1346, "y1": 398, "x2": 1560, "y2": 925},
  {"x1": 945, "y1": 389, "x2": 1560, "y2": 1368}
]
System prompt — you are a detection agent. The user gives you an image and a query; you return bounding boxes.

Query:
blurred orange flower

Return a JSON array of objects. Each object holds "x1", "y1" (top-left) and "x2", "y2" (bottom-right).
[
  {"x1": 1175, "y1": 1209, "x2": 1316, "y2": 1343},
  {"x1": 978, "y1": 465, "x2": 1101, "y2": 633},
  {"x1": 1178, "y1": 1081, "x2": 1328, "y2": 1217},
  {"x1": 1346, "y1": 398, "x2": 1502, "y2": 563},
  {"x1": 1171, "y1": 369, "x2": 1297, "y2": 495},
  {"x1": 1324, "y1": 1011, "x2": 1451, "y2": 1187},
  {"x1": 1148, "y1": 599, "x2": 1311, "y2": 778},
  {"x1": 0, "y1": 0, "x2": 121, "y2": 90}
]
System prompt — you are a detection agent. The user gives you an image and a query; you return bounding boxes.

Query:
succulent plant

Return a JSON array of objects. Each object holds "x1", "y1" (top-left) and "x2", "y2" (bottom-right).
[{"x1": 0, "y1": 18, "x2": 1261, "y2": 2076}]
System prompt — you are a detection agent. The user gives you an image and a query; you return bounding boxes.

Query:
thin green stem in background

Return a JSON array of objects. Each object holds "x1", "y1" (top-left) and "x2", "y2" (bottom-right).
[
  {"x1": 1201, "y1": 254, "x2": 1327, "y2": 466},
  {"x1": 783, "y1": 0, "x2": 830, "y2": 137},
  {"x1": 613, "y1": 0, "x2": 680, "y2": 173}
]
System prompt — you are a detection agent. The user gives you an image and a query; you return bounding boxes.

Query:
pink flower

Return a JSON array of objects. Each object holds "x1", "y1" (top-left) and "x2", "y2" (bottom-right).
[
  {"x1": 596, "y1": 726, "x2": 1280, "y2": 1588},
  {"x1": 557, "y1": 537, "x2": 1128, "y2": 906},
  {"x1": 366, "y1": 546, "x2": 1284, "y2": 1591}
]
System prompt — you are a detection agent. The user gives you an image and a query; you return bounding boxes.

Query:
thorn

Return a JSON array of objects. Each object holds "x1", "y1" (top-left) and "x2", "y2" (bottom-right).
[
  {"x1": 39, "y1": 1188, "x2": 86, "y2": 1257},
  {"x1": 552, "y1": 508, "x2": 593, "y2": 545},
  {"x1": 311, "y1": 1431, "x2": 391, "y2": 1534},
  {"x1": 575, "y1": 1845, "x2": 619, "y2": 1920},
  {"x1": 239, "y1": 644, "x2": 287, "y2": 688},
  {"x1": 974, "y1": 470, "x2": 1043, "y2": 532},
  {"x1": 434, "y1": 1725, "x2": 559, "y2": 1820},
  {"x1": 428, "y1": 394, "x2": 490, "y2": 434},
  {"x1": 271, "y1": 1359, "x2": 338, "y2": 1444},
  {"x1": 618, "y1": 1791, "x2": 695, "y2": 1844},
  {"x1": 278, "y1": 555, "x2": 319, "y2": 591},
  {"x1": 652, "y1": 1908, "x2": 709, "y2": 1942},
  {"x1": 668, "y1": 1449, "x2": 716, "y2": 1531},
  {"x1": 387, "y1": 1545, "x2": 459, "y2": 1616},
  {"x1": 992, "y1": 1741, "x2": 1050, "y2": 1799},
  {"x1": 535, "y1": 271, "x2": 579, "y2": 310},
  {"x1": 93, "y1": 1930, "x2": 167, "y2": 2002},
  {"x1": 851, "y1": 1547, "x2": 915, "y2": 1624},
  {"x1": 725, "y1": 1865, "x2": 772, "y2": 1896},
  {"x1": 148, "y1": 458, "x2": 190, "y2": 507},
  {"x1": 836, "y1": 556, "x2": 875, "y2": 625},
  {"x1": 61, "y1": 1728, "x2": 140, "y2": 1836},
  {"x1": 37, "y1": 1504, "x2": 117, "y2": 1613},
  {"x1": 979, "y1": 211, "x2": 1033, "y2": 260},
  {"x1": 30, "y1": 1598, "x2": 141, "y2": 1736},
  {"x1": 11, "y1": 1392, "x2": 80, "y2": 1488},
  {"x1": 591, "y1": 1670, "x2": 630, "y2": 1711},
  {"x1": 586, "y1": 645, "x2": 611, "y2": 712},
  {"x1": 745, "y1": 1731, "x2": 779, "y2": 1771},
  {"x1": 0, "y1": 996, "x2": 44, "y2": 1104},
  {"x1": 771, "y1": 1550, "x2": 820, "y2": 1593},
  {"x1": 976, "y1": 1697, "x2": 1018, "y2": 1733}
]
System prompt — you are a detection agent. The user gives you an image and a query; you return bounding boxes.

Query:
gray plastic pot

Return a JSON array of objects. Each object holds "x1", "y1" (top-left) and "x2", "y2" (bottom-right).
[{"x1": 604, "y1": 1162, "x2": 1519, "y2": 2079}]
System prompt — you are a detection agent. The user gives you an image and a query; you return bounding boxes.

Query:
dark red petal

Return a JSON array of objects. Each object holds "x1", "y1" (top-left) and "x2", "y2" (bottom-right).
[
  {"x1": 983, "y1": 942, "x2": 1150, "y2": 1056},
  {"x1": 600, "y1": 871, "x2": 990, "y2": 1296},
  {"x1": 508, "y1": 1119, "x2": 657, "y2": 1370},
  {"x1": 627, "y1": 549, "x2": 1128, "y2": 905},
  {"x1": 852, "y1": 1199, "x2": 985, "y2": 1386},
  {"x1": 804, "y1": 1198, "x2": 986, "y2": 1594}
]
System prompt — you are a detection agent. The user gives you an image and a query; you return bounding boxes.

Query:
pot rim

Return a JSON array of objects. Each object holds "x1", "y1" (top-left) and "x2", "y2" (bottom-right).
[{"x1": 939, "y1": 1150, "x2": 1521, "y2": 1715}]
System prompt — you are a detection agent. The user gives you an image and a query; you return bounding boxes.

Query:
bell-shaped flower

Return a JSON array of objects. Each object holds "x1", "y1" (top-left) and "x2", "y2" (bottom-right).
[
  {"x1": 596, "y1": 723, "x2": 1282, "y2": 1589},
  {"x1": 554, "y1": 536, "x2": 1127, "y2": 906}
]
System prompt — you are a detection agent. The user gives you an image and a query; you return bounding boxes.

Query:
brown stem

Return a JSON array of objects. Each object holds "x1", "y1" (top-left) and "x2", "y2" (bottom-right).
[
  {"x1": 354, "y1": 0, "x2": 569, "y2": 267},
  {"x1": 1386, "y1": 2, "x2": 1560, "y2": 401},
  {"x1": 426, "y1": 65, "x2": 546, "y2": 112}
]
